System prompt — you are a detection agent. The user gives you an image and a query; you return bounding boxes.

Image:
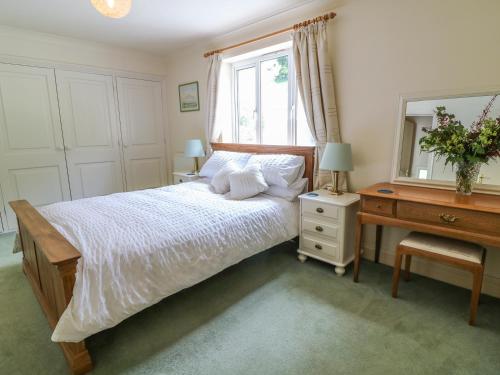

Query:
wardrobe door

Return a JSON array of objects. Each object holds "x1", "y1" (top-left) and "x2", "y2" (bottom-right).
[
  {"x1": 0, "y1": 187, "x2": 5, "y2": 233},
  {"x1": 0, "y1": 63, "x2": 71, "y2": 231},
  {"x1": 56, "y1": 70, "x2": 125, "y2": 199},
  {"x1": 116, "y1": 77, "x2": 167, "y2": 191}
]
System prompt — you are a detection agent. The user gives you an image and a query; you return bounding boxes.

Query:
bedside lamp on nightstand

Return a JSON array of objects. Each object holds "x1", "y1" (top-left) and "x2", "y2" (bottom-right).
[
  {"x1": 319, "y1": 143, "x2": 353, "y2": 195},
  {"x1": 184, "y1": 139, "x2": 205, "y2": 174}
]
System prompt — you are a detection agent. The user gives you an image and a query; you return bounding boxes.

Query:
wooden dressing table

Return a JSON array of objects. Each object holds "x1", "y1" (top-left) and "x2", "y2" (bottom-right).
[{"x1": 353, "y1": 183, "x2": 500, "y2": 282}]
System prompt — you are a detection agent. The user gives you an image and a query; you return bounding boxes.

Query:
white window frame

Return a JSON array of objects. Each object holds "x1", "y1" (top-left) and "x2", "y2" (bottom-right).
[{"x1": 231, "y1": 48, "x2": 302, "y2": 145}]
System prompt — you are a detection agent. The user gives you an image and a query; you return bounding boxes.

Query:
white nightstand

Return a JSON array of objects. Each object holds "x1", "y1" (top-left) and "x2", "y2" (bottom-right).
[
  {"x1": 298, "y1": 190, "x2": 360, "y2": 276},
  {"x1": 173, "y1": 171, "x2": 200, "y2": 184}
]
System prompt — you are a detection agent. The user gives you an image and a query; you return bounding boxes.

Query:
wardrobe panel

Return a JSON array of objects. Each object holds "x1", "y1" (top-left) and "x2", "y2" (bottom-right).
[
  {"x1": 0, "y1": 186, "x2": 5, "y2": 233},
  {"x1": 0, "y1": 63, "x2": 71, "y2": 231},
  {"x1": 0, "y1": 72, "x2": 56, "y2": 150},
  {"x1": 128, "y1": 158, "x2": 163, "y2": 191},
  {"x1": 116, "y1": 77, "x2": 167, "y2": 190},
  {"x1": 56, "y1": 70, "x2": 125, "y2": 200}
]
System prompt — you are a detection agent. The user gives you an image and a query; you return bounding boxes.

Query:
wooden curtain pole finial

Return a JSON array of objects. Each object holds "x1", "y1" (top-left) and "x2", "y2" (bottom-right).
[{"x1": 203, "y1": 11, "x2": 336, "y2": 58}]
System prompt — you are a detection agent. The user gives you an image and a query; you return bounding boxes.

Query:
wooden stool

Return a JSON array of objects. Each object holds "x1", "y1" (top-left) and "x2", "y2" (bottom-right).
[{"x1": 392, "y1": 232, "x2": 486, "y2": 325}]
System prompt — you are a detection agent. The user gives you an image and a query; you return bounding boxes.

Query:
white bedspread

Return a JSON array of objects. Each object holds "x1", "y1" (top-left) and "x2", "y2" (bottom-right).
[{"x1": 38, "y1": 179, "x2": 299, "y2": 342}]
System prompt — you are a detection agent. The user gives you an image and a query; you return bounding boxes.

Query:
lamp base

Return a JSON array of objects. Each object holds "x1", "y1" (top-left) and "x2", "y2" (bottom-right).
[
  {"x1": 327, "y1": 170, "x2": 343, "y2": 195},
  {"x1": 326, "y1": 187, "x2": 344, "y2": 196},
  {"x1": 193, "y1": 157, "x2": 200, "y2": 174}
]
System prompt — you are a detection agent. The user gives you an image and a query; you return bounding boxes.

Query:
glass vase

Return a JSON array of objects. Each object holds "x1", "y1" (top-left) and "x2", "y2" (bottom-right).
[{"x1": 455, "y1": 162, "x2": 481, "y2": 195}]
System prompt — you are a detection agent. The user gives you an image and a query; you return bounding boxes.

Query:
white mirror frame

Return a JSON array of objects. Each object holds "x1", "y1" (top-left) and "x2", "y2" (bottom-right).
[{"x1": 391, "y1": 87, "x2": 500, "y2": 195}]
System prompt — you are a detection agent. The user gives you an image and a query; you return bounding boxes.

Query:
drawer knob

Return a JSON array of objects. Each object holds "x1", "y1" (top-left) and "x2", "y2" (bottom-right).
[
  {"x1": 316, "y1": 207, "x2": 324, "y2": 213},
  {"x1": 315, "y1": 225, "x2": 324, "y2": 232},
  {"x1": 376, "y1": 204, "x2": 382, "y2": 209},
  {"x1": 439, "y1": 213, "x2": 458, "y2": 224},
  {"x1": 179, "y1": 179, "x2": 183, "y2": 183},
  {"x1": 315, "y1": 244, "x2": 322, "y2": 250}
]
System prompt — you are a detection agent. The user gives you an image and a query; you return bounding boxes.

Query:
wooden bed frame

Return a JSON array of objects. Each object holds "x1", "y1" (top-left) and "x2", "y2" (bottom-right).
[{"x1": 9, "y1": 143, "x2": 315, "y2": 374}]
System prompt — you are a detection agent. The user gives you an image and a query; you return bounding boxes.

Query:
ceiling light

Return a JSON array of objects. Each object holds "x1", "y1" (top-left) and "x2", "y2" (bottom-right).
[{"x1": 90, "y1": 0, "x2": 132, "y2": 19}]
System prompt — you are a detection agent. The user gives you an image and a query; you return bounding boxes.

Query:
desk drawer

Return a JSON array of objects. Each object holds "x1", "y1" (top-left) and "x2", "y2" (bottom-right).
[
  {"x1": 302, "y1": 217, "x2": 339, "y2": 239},
  {"x1": 361, "y1": 197, "x2": 396, "y2": 217},
  {"x1": 302, "y1": 234, "x2": 339, "y2": 258},
  {"x1": 302, "y1": 200, "x2": 338, "y2": 219},
  {"x1": 397, "y1": 201, "x2": 500, "y2": 235}
]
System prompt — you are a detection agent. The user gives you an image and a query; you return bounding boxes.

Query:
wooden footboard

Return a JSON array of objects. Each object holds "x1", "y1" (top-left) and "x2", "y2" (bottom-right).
[{"x1": 10, "y1": 200, "x2": 92, "y2": 375}]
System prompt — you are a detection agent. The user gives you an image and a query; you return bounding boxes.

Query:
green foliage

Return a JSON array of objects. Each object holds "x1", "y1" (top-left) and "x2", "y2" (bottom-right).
[
  {"x1": 419, "y1": 103, "x2": 500, "y2": 167},
  {"x1": 273, "y1": 56, "x2": 289, "y2": 84}
]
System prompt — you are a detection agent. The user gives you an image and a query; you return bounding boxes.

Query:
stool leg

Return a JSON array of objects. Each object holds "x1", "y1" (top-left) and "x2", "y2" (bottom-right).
[
  {"x1": 392, "y1": 247, "x2": 404, "y2": 298},
  {"x1": 404, "y1": 255, "x2": 412, "y2": 282},
  {"x1": 469, "y1": 266, "x2": 484, "y2": 326}
]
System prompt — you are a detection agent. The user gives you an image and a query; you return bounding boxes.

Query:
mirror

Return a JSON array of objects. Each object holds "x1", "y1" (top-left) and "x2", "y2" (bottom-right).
[{"x1": 393, "y1": 91, "x2": 500, "y2": 193}]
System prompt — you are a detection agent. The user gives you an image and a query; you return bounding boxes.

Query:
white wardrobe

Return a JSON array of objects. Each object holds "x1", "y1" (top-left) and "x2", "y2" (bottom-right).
[{"x1": 0, "y1": 62, "x2": 168, "y2": 232}]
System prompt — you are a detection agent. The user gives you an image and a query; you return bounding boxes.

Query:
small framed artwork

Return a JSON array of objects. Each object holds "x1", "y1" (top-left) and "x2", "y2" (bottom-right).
[{"x1": 178, "y1": 81, "x2": 200, "y2": 112}]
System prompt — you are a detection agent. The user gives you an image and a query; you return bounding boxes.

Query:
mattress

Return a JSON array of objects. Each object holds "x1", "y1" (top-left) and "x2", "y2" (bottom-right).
[{"x1": 38, "y1": 179, "x2": 299, "y2": 342}]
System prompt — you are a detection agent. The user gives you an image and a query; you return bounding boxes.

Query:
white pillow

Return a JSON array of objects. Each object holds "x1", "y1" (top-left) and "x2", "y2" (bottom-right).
[
  {"x1": 211, "y1": 161, "x2": 240, "y2": 194},
  {"x1": 264, "y1": 178, "x2": 308, "y2": 202},
  {"x1": 247, "y1": 154, "x2": 305, "y2": 187},
  {"x1": 228, "y1": 163, "x2": 269, "y2": 200},
  {"x1": 199, "y1": 151, "x2": 252, "y2": 179}
]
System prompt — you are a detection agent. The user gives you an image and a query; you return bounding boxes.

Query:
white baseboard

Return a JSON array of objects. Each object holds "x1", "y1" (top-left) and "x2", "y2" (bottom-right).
[{"x1": 362, "y1": 245, "x2": 500, "y2": 299}]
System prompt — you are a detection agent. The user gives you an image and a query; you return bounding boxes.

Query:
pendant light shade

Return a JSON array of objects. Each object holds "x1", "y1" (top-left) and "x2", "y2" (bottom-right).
[{"x1": 90, "y1": 0, "x2": 132, "y2": 19}]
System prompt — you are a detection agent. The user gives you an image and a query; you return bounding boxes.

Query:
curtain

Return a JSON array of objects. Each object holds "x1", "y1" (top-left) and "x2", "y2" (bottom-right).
[
  {"x1": 292, "y1": 21, "x2": 346, "y2": 190},
  {"x1": 205, "y1": 53, "x2": 222, "y2": 153}
]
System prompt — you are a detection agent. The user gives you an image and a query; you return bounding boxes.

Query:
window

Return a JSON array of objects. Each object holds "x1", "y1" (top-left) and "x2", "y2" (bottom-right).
[{"x1": 229, "y1": 47, "x2": 314, "y2": 146}]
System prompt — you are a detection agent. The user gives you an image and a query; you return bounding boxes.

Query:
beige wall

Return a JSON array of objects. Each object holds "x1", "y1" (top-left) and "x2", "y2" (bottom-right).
[
  {"x1": 0, "y1": 25, "x2": 168, "y2": 75},
  {"x1": 165, "y1": 0, "x2": 500, "y2": 297}
]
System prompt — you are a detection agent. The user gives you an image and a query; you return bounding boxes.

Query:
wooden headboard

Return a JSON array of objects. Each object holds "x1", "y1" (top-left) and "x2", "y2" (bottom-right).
[{"x1": 211, "y1": 143, "x2": 316, "y2": 192}]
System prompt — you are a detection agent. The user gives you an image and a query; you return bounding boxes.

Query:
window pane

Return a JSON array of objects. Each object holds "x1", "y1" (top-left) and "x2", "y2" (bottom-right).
[
  {"x1": 296, "y1": 90, "x2": 316, "y2": 146},
  {"x1": 260, "y1": 56, "x2": 289, "y2": 145},
  {"x1": 236, "y1": 67, "x2": 257, "y2": 144}
]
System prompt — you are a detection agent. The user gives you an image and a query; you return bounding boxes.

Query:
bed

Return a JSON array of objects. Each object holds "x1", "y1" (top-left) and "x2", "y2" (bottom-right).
[{"x1": 10, "y1": 143, "x2": 314, "y2": 374}]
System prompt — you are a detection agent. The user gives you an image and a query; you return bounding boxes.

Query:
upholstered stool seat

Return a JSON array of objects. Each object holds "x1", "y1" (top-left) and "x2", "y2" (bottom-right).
[
  {"x1": 400, "y1": 232, "x2": 484, "y2": 264},
  {"x1": 392, "y1": 232, "x2": 486, "y2": 325}
]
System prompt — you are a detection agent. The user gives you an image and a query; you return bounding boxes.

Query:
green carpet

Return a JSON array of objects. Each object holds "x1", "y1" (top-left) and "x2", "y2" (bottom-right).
[{"x1": 1, "y1": 232, "x2": 500, "y2": 375}]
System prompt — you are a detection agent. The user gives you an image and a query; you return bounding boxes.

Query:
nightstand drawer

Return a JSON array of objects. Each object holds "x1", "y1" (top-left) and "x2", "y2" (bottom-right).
[
  {"x1": 302, "y1": 217, "x2": 338, "y2": 238},
  {"x1": 173, "y1": 176, "x2": 185, "y2": 184},
  {"x1": 173, "y1": 172, "x2": 199, "y2": 185},
  {"x1": 302, "y1": 234, "x2": 339, "y2": 258},
  {"x1": 302, "y1": 199, "x2": 339, "y2": 219}
]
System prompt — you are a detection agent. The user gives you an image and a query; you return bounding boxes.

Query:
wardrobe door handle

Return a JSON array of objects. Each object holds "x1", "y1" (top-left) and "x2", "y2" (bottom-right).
[
  {"x1": 315, "y1": 225, "x2": 323, "y2": 232},
  {"x1": 315, "y1": 244, "x2": 322, "y2": 250},
  {"x1": 316, "y1": 207, "x2": 324, "y2": 213}
]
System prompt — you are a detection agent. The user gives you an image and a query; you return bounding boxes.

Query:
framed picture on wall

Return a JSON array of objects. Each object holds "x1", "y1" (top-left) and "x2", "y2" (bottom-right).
[{"x1": 178, "y1": 81, "x2": 200, "y2": 112}]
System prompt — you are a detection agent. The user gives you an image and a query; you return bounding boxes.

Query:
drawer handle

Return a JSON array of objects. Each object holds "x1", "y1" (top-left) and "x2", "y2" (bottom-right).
[
  {"x1": 315, "y1": 244, "x2": 323, "y2": 250},
  {"x1": 315, "y1": 225, "x2": 324, "y2": 232},
  {"x1": 439, "y1": 213, "x2": 458, "y2": 224},
  {"x1": 316, "y1": 207, "x2": 324, "y2": 213},
  {"x1": 376, "y1": 204, "x2": 382, "y2": 209},
  {"x1": 179, "y1": 179, "x2": 183, "y2": 183}
]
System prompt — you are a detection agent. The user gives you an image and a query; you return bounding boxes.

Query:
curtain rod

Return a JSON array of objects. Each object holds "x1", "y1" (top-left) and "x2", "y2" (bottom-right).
[{"x1": 203, "y1": 11, "x2": 336, "y2": 58}]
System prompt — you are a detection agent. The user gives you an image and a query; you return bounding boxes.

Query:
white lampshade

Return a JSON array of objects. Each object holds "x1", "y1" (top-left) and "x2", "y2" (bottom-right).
[
  {"x1": 184, "y1": 139, "x2": 205, "y2": 158},
  {"x1": 319, "y1": 143, "x2": 353, "y2": 171},
  {"x1": 91, "y1": 0, "x2": 132, "y2": 19}
]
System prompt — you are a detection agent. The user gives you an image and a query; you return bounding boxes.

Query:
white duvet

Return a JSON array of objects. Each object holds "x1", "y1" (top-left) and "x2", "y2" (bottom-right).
[{"x1": 38, "y1": 179, "x2": 299, "y2": 342}]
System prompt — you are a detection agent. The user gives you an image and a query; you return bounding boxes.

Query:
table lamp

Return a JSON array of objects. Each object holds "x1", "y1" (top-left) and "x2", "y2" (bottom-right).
[
  {"x1": 319, "y1": 143, "x2": 353, "y2": 195},
  {"x1": 184, "y1": 139, "x2": 205, "y2": 174}
]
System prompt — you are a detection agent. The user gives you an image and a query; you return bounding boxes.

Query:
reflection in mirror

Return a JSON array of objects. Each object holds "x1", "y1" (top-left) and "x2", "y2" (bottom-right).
[{"x1": 398, "y1": 95, "x2": 500, "y2": 185}]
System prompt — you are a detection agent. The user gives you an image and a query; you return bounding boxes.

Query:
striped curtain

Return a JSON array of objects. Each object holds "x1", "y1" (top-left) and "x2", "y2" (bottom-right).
[
  {"x1": 292, "y1": 21, "x2": 346, "y2": 190},
  {"x1": 205, "y1": 53, "x2": 222, "y2": 153}
]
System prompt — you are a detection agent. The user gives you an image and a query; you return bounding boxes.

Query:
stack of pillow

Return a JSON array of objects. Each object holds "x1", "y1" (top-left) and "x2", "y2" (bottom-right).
[{"x1": 199, "y1": 150, "x2": 307, "y2": 201}]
